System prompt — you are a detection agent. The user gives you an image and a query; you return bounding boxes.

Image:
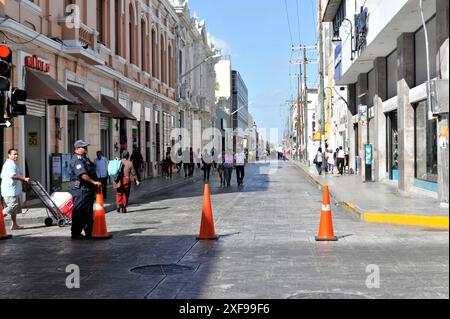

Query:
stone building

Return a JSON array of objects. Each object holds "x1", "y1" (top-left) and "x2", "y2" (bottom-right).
[{"x1": 0, "y1": 0, "x2": 218, "y2": 203}]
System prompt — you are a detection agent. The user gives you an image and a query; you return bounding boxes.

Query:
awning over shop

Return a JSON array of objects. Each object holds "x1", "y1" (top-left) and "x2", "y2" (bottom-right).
[
  {"x1": 101, "y1": 95, "x2": 137, "y2": 120},
  {"x1": 67, "y1": 85, "x2": 110, "y2": 114},
  {"x1": 25, "y1": 68, "x2": 79, "y2": 105},
  {"x1": 313, "y1": 132, "x2": 322, "y2": 142}
]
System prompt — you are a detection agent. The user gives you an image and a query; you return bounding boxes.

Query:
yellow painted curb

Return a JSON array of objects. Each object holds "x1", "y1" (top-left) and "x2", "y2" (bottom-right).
[{"x1": 364, "y1": 213, "x2": 449, "y2": 229}]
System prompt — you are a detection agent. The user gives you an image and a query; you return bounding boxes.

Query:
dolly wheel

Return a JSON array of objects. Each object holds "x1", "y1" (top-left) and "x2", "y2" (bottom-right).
[
  {"x1": 45, "y1": 218, "x2": 54, "y2": 227},
  {"x1": 58, "y1": 219, "x2": 66, "y2": 228}
]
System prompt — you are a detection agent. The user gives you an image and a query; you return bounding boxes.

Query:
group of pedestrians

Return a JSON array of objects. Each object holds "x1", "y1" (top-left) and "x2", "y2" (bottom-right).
[
  {"x1": 314, "y1": 145, "x2": 346, "y2": 176},
  {"x1": 0, "y1": 141, "x2": 144, "y2": 239},
  {"x1": 217, "y1": 148, "x2": 246, "y2": 187}
]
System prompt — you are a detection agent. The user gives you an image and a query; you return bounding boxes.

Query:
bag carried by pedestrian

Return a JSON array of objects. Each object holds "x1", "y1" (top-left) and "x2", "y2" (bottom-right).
[{"x1": 108, "y1": 160, "x2": 122, "y2": 178}]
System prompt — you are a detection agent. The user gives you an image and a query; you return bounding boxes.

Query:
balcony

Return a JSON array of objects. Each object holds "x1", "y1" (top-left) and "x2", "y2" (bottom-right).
[
  {"x1": 58, "y1": 18, "x2": 105, "y2": 65},
  {"x1": 322, "y1": 0, "x2": 342, "y2": 22}
]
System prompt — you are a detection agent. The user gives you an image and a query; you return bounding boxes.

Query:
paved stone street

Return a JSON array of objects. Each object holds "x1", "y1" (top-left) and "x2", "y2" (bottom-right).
[{"x1": 0, "y1": 162, "x2": 448, "y2": 299}]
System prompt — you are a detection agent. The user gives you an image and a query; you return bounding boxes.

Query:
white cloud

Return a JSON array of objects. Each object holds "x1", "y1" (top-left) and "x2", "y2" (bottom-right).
[{"x1": 209, "y1": 34, "x2": 232, "y2": 55}]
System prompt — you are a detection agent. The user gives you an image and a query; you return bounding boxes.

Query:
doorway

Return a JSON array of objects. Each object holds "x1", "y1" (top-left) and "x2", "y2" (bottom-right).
[
  {"x1": 25, "y1": 115, "x2": 46, "y2": 197},
  {"x1": 387, "y1": 111, "x2": 399, "y2": 180}
]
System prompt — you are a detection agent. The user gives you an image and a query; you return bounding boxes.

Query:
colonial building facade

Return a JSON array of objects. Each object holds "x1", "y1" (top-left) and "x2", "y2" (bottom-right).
[
  {"x1": 0, "y1": 0, "x2": 217, "y2": 202},
  {"x1": 321, "y1": 0, "x2": 449, "y2": 205}
]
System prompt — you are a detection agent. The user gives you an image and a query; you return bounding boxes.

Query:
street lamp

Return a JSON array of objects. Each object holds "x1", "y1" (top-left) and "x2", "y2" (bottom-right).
[
  {"x1": 179, "y1": 53, "x2": 222, "y2": 81},
  {"x1": 332, "y1": 18, "x2": 356, "y2": 61},
  {"x1": 228, "y1": 103, "x2": 250, "y2": 153}
]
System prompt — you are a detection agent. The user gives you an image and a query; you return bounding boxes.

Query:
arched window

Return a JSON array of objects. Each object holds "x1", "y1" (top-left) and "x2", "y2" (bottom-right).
[
  {"x1": 151, "y1": 29, "x2": 157, "y2": 78},
  {"x1": 115, "y1": 0, "x2": 121, "y2": 55},
  {"x1": 141, "y1": 19, "x2": 148, "y2": 72},
  {"x1": 129, "y1": 3, "x2": 136, "y2": 65},
  {"x1": 160, "y1": 35, "x2": 166, "y2": 83},
  {"x1": 168, "y1": 44, "x2": 173, "y2": 88}
]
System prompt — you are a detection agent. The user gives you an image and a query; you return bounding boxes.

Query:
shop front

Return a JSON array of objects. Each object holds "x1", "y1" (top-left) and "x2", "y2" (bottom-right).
[
  {"x1": 20, "y1": 59, "x2": 80, "y2": 197},
  {"x1": 100, "y1": 95, "x2": 137, "y2": 157}
]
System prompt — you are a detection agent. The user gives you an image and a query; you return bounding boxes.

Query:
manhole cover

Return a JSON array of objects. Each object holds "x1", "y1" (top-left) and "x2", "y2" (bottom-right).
[
  {"x1": 130, "y1": 264, "x2": 195, "y2": 276},
  {"x1": 288, "y1": 292, "x2": 372, "y2": 299}
]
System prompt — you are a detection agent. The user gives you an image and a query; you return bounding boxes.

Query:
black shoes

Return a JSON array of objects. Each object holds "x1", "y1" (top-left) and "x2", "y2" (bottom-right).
[{"x1": 71, "y1": 234, "x2": 87, "y2": 240}]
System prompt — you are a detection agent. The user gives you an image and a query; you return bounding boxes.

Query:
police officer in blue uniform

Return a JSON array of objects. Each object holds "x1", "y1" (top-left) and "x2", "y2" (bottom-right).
[{"x1": 69, "y1": 140, "x2": 103, "y2": 240}]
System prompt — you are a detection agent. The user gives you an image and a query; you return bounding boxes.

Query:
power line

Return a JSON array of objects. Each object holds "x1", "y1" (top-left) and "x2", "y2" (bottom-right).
[
  {"x1": 284, "y1": 0, "x2": 294, "y2": 48},
  {"x1": 311, "y1": 0, "x2": 317, "y2": 42},
  {"x1": 296, "y1": 0, "x2": 302, "y2": 45}
]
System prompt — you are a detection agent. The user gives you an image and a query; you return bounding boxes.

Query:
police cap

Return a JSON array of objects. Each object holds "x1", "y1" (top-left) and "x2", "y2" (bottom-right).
[{"x1": 74, "y1": 140, "x2": 90, "y2": 149}]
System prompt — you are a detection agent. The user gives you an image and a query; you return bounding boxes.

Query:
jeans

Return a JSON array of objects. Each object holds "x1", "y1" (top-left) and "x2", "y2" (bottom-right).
[
  {"x1": 236, "y1": 166, "x2": 245, "y2": 185},
  {"x1": 224, "y1": 167, "x2": 233, "y2": 185},
  {"x1": 203, "y1": 164, "x2": 211, "y2": 182},
  {"x1": 316, "y1": 162, "x2": 323, "y2": 175},
  {"x1": 337, "y1": 158, "x2": 345, "y2": 175}
]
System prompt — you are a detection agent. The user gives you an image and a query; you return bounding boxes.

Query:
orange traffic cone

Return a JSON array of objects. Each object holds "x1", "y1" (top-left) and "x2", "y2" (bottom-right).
[
  {"x1": 315, "y1": 185, "x2": 338, "y2": 242},
  {"x1": 197, "y1": 184, "x2": 218, "y2": 240},
  {"x1": 91, "y1": 191, "x2": 112, "y2": 240},
  {"x1": 0, "y1": 203, "x2": 12, "y2": 240}
]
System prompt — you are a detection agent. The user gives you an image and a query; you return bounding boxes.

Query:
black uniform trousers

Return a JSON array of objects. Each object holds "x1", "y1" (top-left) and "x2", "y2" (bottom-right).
[{"x1": 70, "y1": 188, "x2": 95, "y2": 237}]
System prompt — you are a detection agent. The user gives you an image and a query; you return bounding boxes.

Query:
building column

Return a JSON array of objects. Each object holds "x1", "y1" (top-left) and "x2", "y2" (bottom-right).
[
  {"x1": 436, "y1": 0, "x2": 449, "y2": 205},
  {"x1": 397, "y1": 33, "x2": 415, "y2": 193},
  {"x1": 373, "y1": 57, "x2": 387, "y2": 182},
  {"x1": 356, "y1": 74, "x2": 368, "y2": 180}
]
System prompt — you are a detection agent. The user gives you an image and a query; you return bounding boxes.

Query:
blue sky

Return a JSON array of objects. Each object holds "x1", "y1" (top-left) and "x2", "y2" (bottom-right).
[{"x1": 189, "y1": 0, "x2": 318, "y2": 143}]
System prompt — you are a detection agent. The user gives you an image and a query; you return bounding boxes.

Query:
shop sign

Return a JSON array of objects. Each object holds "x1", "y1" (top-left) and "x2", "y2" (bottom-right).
[
  {"x1": 355, "y1": 6, "x2": 369, "y2": 52},
  {"x1": 359, "y1": 104, "x2": 368, "y2": 126},
  {"x1": 25, "y1": 55, "x2": 50, "y2": 73},
  {"x1": 334, "y1": 44, "x2": 342, "y2": 82},
  {"x1": 28, "y1": 132, "x2": 39, "y2": 147},
  {"x1": 365, "y1": 144, "x2": 373, "y2": 165}
]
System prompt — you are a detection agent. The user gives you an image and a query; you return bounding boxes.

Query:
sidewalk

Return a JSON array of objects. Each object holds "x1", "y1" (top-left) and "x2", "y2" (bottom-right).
[
  {"x1": 291, "y1": 160, "x2": 449, "y2": 230},
  {"x1": 14, "y1": 168, "x2": 204, "y2": 228}
]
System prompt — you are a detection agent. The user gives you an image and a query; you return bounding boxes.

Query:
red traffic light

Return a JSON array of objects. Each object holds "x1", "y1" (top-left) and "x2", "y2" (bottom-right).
[{"x1": 0, "y1": 45, "x2": 12, "y2": 59}]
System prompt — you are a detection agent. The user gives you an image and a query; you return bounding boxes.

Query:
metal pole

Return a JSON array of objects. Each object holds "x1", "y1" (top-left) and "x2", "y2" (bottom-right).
[
  {"x1": 303, "y1": 47, "x2": 308, "y2": 164},
  {"x1": 419, "y1": 0, "x2": 433, "y2": 120},
  {"x1": 298, "y1": 67, "x2": 302, "y2": 158},
  {"x1": 318, "y1": 0, "x2": 325, "y2": 151}
]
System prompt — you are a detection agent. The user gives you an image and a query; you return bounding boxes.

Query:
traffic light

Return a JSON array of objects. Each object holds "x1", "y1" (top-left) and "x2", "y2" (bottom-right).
[
  {"x1": 7, "y1": 88, "x2": 27, "y2": 117},
  {"x1": 0, "y1": 45, "x2": 12, "y2": 91}
]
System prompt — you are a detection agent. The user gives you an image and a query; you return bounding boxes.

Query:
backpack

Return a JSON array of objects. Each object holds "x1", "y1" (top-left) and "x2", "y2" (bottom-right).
[{"x1": 107, "y1": 160, "x2": 122, "y2": 178}]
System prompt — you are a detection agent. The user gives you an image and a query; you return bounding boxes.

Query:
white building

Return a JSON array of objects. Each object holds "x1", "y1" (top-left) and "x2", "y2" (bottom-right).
[
  {"x1": 171, "y1": 0, "x2": 217, "y2": 153},
  {"x1": 322, "y1": 0, "x2": 449, "y2": 204}
]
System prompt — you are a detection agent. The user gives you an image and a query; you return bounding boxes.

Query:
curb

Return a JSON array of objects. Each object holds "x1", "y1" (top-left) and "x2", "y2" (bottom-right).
[{"x1": 290, "y1": 160, "x2": 449, "y2": 230}]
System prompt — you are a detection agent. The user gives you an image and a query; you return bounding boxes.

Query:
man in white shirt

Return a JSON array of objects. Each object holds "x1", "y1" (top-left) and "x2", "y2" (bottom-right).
[
  {"x1": 1, "y1": 149, "x2": 31, "y2": 230},
  {"x1": 94, "y1": 151, "x2": 109, "y2": 199},
  {"x1": 235, "y1": 148, "x2": 246, "y2": 186},
  {"x1": 337, "y1": 146, "x2": 345, "y2": 176}
]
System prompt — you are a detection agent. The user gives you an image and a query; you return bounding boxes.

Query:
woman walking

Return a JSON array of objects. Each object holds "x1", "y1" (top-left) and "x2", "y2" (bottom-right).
[
  {"x1": 113, "y1": 152, "x2": 140, "y2": 214},
  {"x1": 166, "y1": 147, "x2": 173, "y2": 180},
  {"x1": 314, "y1": 147, "x2": 324, "y2": 176},
  {"x1": 202, "y1": 149, "x2": 212, "y2": 183}
]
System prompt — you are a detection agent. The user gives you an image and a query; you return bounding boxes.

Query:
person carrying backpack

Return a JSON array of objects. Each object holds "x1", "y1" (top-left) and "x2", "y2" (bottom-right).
[
  {"x1": 314, "y1": 147, "x2": 324, "y2": 175},
  {"x1": 113, "y1": 152, "x2": 140, "y2": 214}
]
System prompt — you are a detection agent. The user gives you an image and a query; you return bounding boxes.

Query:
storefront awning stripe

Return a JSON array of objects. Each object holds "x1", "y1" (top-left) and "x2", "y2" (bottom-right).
[
  {"x1": 101, "y1": 95, "x2": 137, "y2": 121},
  {"x1": 67, "y1": 85, "x2": 111, "y2": 114},
  {"x1": 25, "y1": 68, "x2": 79, "y2": 105}
]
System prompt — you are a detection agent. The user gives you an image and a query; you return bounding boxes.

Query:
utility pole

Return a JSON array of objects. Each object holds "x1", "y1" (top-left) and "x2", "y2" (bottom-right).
[
  {"x1": 303, "y1": 46, "x2": 309, "y2": 164},
  {"x1": 291, "y1": 45, "x2": 317, "y2": 165},
  {"x1": 297, "y1": 65, "x2": 303, "y2": 155},
  {"x1": 318, "y1": 0, "x2": 326, "y2": 151}
]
